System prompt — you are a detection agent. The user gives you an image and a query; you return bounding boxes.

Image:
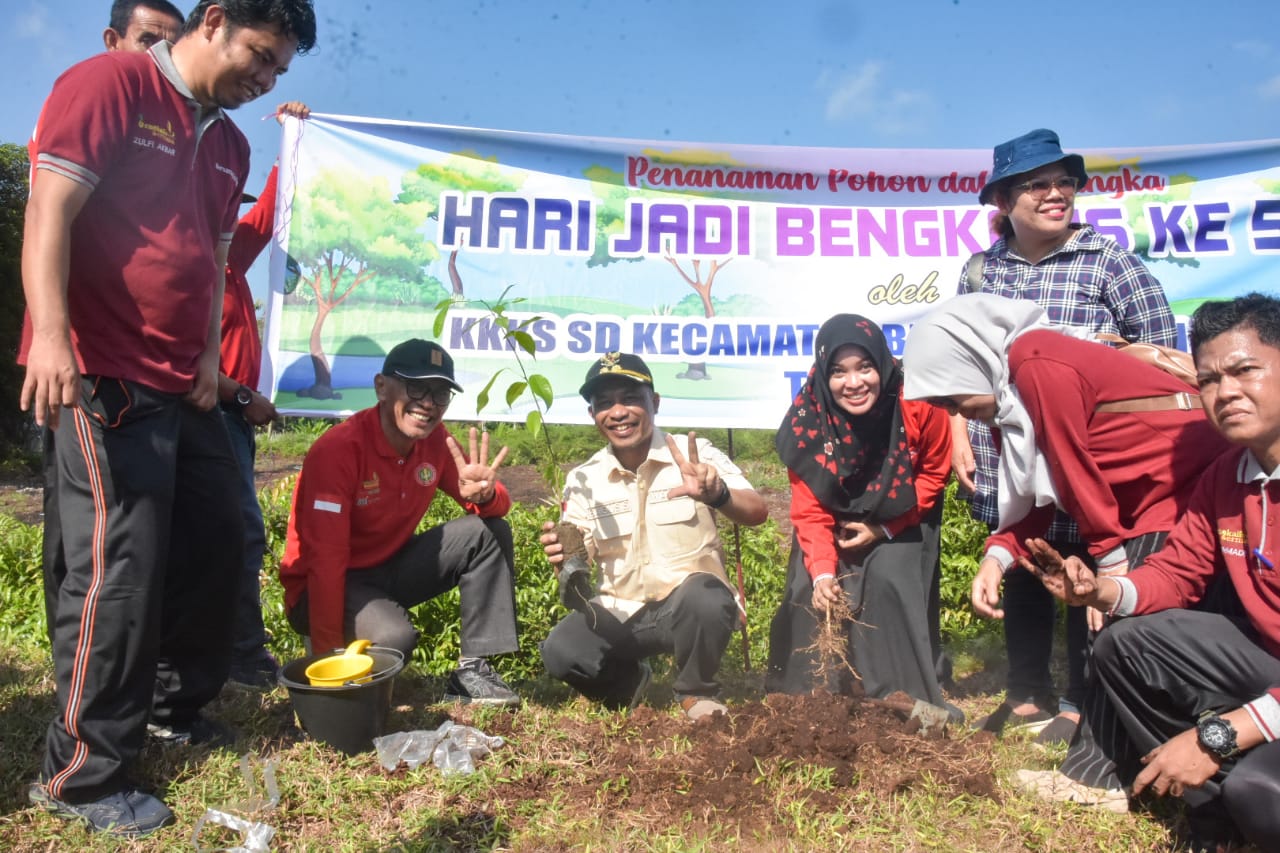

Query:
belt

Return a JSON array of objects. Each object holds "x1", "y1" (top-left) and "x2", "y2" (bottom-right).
[{"x1": 1095, "y1": 391, "x2": 1201, "y2": 414}]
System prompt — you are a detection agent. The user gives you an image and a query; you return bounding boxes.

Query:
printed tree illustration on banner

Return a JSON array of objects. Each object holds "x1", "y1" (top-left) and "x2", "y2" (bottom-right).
[
  {"x1": 288, "y1": 168, "x2": 435, "y2": 398},
  {"x1": 585, "y1": 163, "x2": 728, "y2": 381},
  {"x1": 397, "y1": 152, "x2": 528, "y2": 297}
]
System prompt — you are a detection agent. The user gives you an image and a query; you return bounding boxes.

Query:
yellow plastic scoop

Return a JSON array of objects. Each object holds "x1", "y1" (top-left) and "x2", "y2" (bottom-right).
[{"x1": 305, "y1": 640, "x2": 375, "y2": 687}]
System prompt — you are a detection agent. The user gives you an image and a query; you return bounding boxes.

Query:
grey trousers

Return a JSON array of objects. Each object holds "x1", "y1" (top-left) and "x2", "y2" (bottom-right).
[
  {"x1": 541, "y1": 573, "x2": 737, "y2": 702},
  {"x1": 288, "y1": 514, "x2": 518, "y2": 660}
]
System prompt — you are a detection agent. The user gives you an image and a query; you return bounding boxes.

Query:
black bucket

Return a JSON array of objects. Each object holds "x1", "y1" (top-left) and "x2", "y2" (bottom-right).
[{"x1": 279, "y1": 646, "x2": 405, "y2": 755}]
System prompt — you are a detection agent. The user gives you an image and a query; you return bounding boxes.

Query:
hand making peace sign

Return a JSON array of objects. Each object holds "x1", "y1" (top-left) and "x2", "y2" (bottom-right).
[
  {"x1": 665, "y1": 432, "x2": 729, "y2": 506},
  {"x1": 446, "y1": 426, "x2": 510, "y2": 504}
]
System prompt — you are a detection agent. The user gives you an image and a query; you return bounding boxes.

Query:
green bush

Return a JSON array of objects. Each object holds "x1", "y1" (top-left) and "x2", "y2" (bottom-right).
[
  {"x1": 717, "y1": 517, "x2": 789, "y2": 673},
  {"x1": 939, "y1": 481, "x2": 995, "y2": 643},
  {"x1": 0, "y1": 145, "x2": 32, "y2": 460},
  {"x1": 2, "y1": 448, "x2": 992, "y2": 681},
  {"x1": 0, "y1": 515, "x2": 44, "y2": 650}
]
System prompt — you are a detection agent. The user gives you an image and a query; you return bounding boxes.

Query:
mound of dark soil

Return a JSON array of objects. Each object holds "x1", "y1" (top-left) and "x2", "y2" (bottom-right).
[{"x1": 483, "y1": 691, "x2": 998, "y2": 836}]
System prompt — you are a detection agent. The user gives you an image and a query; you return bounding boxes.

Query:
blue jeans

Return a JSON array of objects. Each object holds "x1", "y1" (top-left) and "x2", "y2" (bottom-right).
[{"x1": 222, "y1": 408, "x2": 270, "y2": 660}]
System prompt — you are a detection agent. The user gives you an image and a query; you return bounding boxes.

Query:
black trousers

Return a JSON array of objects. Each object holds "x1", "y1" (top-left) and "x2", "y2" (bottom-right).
[
  {"x1": 42, "y1": 379, "x2": 241, "y2": 802},
  {"x1": 1062, "y1": 608, "x2": 1280, "y2": 850},
  {"x1": 766, "y1": 505, "x2": 947, "y2": 708},
  {"x1": 540, "y1": 573, "x2": 737, "y2": 702},
  {"x1": 1001, "y1": 539, "x2": 1092, "y2": 711}
]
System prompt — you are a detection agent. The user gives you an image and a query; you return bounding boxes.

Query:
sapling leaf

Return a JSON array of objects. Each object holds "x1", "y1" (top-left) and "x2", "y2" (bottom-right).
[
  {"x1": 529, "y1": 374, "x2": 554, "y2": 410},
  {"x1": 505, "y1": 381, "x2": 528, "y2": 408}
]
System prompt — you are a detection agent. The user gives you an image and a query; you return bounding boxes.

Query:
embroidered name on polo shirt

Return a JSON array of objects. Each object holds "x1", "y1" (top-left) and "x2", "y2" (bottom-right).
[
  {"x1": 585, "y1": 498, "x2": 630, "y2": 521},
  {"x1": 1219, "y1": 528, "x2": 1245, "y2": 544}
]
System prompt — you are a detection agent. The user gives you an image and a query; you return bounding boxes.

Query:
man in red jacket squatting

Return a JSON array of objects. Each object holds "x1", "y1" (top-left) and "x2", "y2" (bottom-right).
[
  {"x1": 1016, "y1": 293, "x2": 1280, "y2": 851},
  {"x1": 279, "y1": 339, "x2": 521, "y2": 707}
]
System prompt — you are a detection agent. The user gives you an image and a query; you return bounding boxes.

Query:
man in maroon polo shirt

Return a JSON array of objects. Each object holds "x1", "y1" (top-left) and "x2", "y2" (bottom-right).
[{"x1": 20, "y1": 0, "x2": 316, "y2": 838}]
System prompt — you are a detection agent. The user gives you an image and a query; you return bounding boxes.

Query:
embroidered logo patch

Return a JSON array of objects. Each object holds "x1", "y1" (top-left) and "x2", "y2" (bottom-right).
[
  {"x1": 135, "y1": 114, "x2": 175, "y2": 146},
  {"x1": 415, "y1": 463, "x2": 438, "y2": 487}
]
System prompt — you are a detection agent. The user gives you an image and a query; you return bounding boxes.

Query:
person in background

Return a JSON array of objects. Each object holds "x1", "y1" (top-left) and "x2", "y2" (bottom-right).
[
  {"x1": 21, "y1": 0, "x2": 315, "y2": 836},
  {"x1": 539, "y1": 353, "x2": 768, "y2": 721},
  {"x1": 955, "y1": 128, "x2": 1177, "y2": 745},
  {"x1": 767, "y1": 315, "x2": 958, "y2": 721},
  {"x1": 102, "y1": 0, "x2": 184, "y2": 52},
  {"x1": 279, "y1": 339, "x2": 522, "y2": 707},
  {"x1": 220, "y1": 101, "x2": 310, "y2": 689},
  {"x1": 1013, "y1": 293, "x2": 1280, "y2": 853}
]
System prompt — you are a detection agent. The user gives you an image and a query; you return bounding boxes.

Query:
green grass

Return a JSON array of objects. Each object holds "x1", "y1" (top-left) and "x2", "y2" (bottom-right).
[{"x1": 0, "y1": 641, "x2": 1191, "y2": 851}]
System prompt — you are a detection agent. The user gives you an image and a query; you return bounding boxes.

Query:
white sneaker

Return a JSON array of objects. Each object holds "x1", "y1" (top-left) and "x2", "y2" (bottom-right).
[{"x1": 1014, "y1": 769, "x2": 1129, "y2": 813}]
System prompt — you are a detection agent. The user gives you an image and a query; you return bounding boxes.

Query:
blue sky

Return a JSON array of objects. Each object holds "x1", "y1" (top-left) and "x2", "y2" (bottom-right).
[
  {"x1": 5, "y1": 0, "x2": 1278, "y2": 306},
  {"x1": 6, "y1": 0, "x2": 1279, "y2": 198}
]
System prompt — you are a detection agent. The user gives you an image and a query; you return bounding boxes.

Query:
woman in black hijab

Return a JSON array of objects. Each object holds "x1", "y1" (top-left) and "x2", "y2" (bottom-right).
[{"x1": 766, "y1": 314, "x2": 957, "y2": 718}]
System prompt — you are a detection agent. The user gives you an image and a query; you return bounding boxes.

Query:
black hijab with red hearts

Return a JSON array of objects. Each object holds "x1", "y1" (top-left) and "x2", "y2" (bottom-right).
[{"x1": 774, "y1": 313, "x2": 918, "y2": 522}]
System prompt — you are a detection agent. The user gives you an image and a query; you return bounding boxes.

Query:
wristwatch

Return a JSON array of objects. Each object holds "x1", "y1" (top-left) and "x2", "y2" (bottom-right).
[
  {"x1": 233, "y1": 384, "x2": 253, "y2": 410},
  {"x1": 1196, "y1": 711, "x2": 1241, "y2": 760}
]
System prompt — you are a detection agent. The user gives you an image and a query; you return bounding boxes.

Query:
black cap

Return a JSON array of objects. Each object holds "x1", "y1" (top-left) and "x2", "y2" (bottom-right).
[
  {"x1": 579, "y1": 352, "x2": 655, "y2": 401},
  {"x1": 381, "y1": 339, "x2": 463, "y2": 392}
]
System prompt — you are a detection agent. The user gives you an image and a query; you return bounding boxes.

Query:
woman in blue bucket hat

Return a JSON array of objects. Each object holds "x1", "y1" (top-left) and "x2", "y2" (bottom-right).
[{"x1": 952, "y1": 129, "x2": 1177, "y2": 747}]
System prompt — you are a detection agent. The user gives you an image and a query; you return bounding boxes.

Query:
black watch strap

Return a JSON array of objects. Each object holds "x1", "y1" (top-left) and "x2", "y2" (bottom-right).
[{"x1": 234, "y1": 384, "x2": 253, "y2": 407}]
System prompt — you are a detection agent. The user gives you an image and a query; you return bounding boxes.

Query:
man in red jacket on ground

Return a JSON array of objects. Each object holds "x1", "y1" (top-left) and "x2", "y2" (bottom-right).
[
  {"x1": 1016, "y1": 293, "x2": 1280, "y2": 852},
  {"x1": 279, "y1": 339, "x2": 521, "y2": 706}
]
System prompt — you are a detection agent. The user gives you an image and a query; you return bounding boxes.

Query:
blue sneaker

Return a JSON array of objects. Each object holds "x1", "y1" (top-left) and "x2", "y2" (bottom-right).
[{"x1": 29, "y1": 783, "x2": 174, "y2": 837}]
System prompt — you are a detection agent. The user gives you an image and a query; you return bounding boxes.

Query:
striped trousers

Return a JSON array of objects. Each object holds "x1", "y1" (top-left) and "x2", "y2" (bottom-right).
[{"x1": 42, "y1": 378, "x2": 241, "y2": 802}]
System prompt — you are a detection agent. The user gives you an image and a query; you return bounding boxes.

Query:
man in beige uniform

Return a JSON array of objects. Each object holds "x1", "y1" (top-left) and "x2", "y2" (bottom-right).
[{"x1": 540, "y1": 353, "x2": 767, "y2": 720}]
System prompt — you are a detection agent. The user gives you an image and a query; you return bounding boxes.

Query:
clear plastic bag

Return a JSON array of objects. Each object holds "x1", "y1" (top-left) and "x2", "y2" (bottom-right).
[
  {"x1": 192, "y1": 755, "x2": 280, "y2": 852},
  {"x1": 374, "y1": 721, "x2": 504, "y2": 775}
]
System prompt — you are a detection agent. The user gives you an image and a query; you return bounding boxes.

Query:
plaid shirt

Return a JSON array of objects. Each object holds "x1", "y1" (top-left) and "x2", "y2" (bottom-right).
[{"x1": 957, "y1": 224, "x2": 1177, "y2": 537}]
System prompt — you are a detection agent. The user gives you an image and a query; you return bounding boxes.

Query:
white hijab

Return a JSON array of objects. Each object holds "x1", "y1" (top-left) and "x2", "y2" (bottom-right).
[{"x1": 902, "y1": 293, "x2": 1093, "y2": 531}]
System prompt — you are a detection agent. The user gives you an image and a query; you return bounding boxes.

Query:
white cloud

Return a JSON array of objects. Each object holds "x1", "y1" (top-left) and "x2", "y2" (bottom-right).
[
  {"x1": 16, "y1": 5, "x2": 49, "y2": 39},
  {"x1": 1233, "y1": 39, "x2": 1271, "y2": 59},
  {"x1": 1261, "y1": 75, "x2": 1280, "y2": 100},
  {"x1": 819, "y1": 61, "x2": 933, "y2": 137}
]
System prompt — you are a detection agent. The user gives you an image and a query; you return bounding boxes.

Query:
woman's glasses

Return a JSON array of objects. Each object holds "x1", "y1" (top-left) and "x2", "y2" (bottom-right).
[{"x1": 1010, "y1": 175, "x2": 1080, "y2": 199}]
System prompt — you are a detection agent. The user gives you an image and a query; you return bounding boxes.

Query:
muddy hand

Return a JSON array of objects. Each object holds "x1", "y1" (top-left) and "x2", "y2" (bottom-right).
[{"x1": 1019, "y1": 538, "x2": 1098, "y2": 606}]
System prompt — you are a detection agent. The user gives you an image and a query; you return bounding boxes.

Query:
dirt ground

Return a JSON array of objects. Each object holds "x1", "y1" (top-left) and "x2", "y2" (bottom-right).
[{"x1": 476, "y1": 691, "x2": 999, "y2": 840}]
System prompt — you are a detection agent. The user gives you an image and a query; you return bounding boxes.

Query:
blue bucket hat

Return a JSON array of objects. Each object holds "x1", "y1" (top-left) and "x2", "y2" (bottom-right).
[{"x1": 978, "y1": 128, "x2": 1088, "y2": 206}]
